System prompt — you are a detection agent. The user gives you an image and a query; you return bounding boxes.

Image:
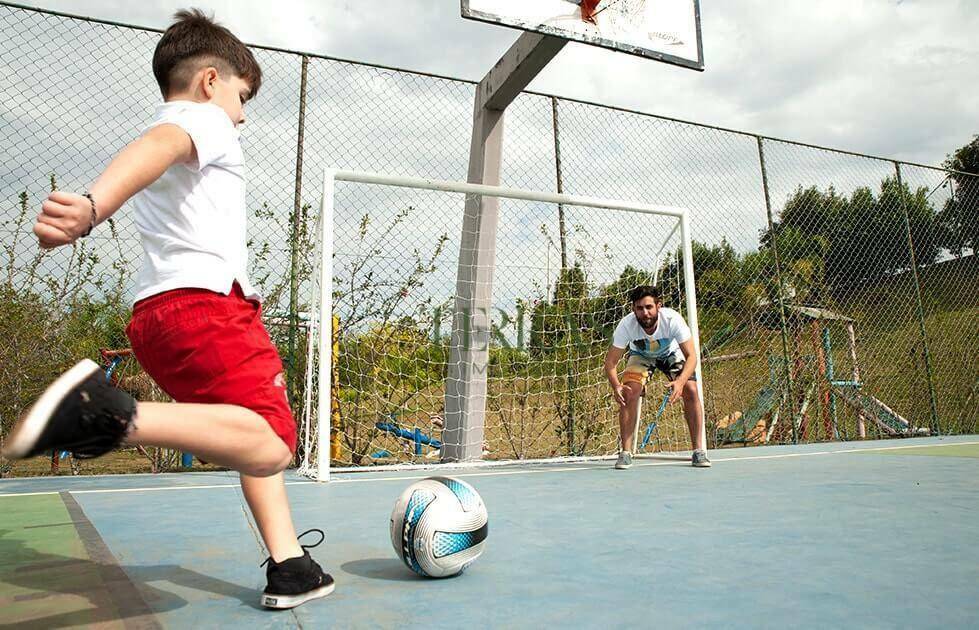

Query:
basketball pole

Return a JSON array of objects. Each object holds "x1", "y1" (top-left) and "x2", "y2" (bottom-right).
[{"x1": 443, "y1": 32, "x2": 566, "y2": 463}]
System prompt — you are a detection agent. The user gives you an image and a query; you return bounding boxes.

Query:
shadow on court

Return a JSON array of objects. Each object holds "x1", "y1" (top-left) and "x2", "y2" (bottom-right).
[
  {"x1": 340, "y1": 557, "x2": 467, "y2": 583},
  {"x1": 341, "y1": 557, "x2": 425, "y2": 582},
  {"x1": 0, "y1": 528, "x2": 261, "y2": 629}
]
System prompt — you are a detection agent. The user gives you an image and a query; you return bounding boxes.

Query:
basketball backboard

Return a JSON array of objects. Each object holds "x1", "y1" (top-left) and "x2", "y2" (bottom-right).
[{"x1": 462, "y1": 0, "x2": 703, "y2": 70}]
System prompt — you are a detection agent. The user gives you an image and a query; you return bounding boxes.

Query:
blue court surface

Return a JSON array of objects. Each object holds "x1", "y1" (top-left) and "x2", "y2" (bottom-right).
[{"x1": 2, "y1": 435, "x2": 978, "y2": 629}]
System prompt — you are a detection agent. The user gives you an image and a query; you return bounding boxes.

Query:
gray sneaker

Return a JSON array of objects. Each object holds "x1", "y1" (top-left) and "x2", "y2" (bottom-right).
[
  {"x1": 614, "y1": 451, "x2": 633, "y2": 470},
  {"x1": 692, "y1": 449, "x2": 711, "y2": 468}
]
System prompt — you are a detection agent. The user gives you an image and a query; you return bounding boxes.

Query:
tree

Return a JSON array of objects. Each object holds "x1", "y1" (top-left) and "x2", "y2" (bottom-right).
[
  {"x1": 762, "y1": 178, "x2": 942, "y2": 295},
  {"x1": 882, "y1": 176, "x2": 943, "y2": 270},
  {"x1": 939, "y1": 135, "x2": 979, "y2": 255}
]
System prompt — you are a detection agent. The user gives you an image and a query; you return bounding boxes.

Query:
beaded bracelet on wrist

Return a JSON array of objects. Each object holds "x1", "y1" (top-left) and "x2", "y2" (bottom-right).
[{"x1": 81, "y1": 192, "x2": 97, "y2": 237}]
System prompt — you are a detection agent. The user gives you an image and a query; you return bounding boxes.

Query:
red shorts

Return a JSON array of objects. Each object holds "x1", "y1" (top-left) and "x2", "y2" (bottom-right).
[{"x1": 125, "y1": 283, "x2": 297, "y2": 453}]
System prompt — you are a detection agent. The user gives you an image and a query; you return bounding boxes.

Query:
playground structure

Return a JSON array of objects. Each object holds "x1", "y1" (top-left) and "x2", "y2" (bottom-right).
[
  {"x1": 715, "y1": 305, "x2": 928, "y2": 446},
  {"x1": 373, "y1": 414, "x2": 444, "y2": 460},
  {"x1": 371, "y1": 412, "x2": 493, "y2": 462}
]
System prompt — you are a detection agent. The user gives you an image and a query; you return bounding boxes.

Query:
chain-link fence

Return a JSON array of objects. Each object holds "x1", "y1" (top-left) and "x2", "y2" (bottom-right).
[{"x1": 1, "y1": 3, "x2": 975, "y2": 475}]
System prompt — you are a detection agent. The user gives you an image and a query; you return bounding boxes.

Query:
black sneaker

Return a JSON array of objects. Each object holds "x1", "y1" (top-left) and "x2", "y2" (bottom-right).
[
  {"x1": 2, "y1": 359, "x2": 136, "y2": 460},
  {"x1": 260, "y1": 529, "x2": 335, "y2": 609}
]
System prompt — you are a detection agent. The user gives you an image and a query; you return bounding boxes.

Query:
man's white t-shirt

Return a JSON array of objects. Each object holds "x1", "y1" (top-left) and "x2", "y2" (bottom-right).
[
  {"x1": 611, "y1": 308, "x2": 691, "y2": 362},
  {"x1": 131, "y1": 101, "x2": 258, "y2": 304}
]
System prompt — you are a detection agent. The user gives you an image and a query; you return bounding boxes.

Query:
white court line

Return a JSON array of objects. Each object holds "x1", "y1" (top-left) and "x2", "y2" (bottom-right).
[
  {"x1": 327, "y1": 463, "x2": 649, "y2": 484},
  {"x1": 1, "y1": 440, "x2": 976, "y2": 498},
  {"x1": 0, "y1": 482, "x2": 314, "y2": 497},
  {"x1": 72, "y1": 481, "x2": 318, "y2": 494}
]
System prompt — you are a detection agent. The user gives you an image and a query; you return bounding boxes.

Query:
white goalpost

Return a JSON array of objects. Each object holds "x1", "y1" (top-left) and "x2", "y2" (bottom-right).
[{"x1": 297, "y1": 168, "x2": 704, "y2": 482}]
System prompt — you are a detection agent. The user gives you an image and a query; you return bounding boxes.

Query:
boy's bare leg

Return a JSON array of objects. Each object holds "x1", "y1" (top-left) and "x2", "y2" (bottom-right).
[
  {"x1": 126, "y1": 402, "x2": 291, "y2": 477},
  {"x1": 681, "y1": 380, "x2": 706, "y2": 451},
  {"x1": 130, "y1": 404, "x2": 306, "y2": 560},
  {"x1": 618, "y1": 382, "x2": 643, "y2": 452},
  {"x1": 240, "y1": 472, "x2": 304, "y2": 562}
]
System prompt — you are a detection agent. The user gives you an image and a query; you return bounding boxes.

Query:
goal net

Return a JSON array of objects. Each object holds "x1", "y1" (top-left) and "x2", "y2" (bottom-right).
[{"x1": 296, "y1": 170, "x2": 701, "y2": 481}]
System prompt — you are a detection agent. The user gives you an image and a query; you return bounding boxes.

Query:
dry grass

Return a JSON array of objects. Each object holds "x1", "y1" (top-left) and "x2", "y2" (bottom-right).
[{"x1": 2, "y1": 448, "x2": 228, "y2": 478}]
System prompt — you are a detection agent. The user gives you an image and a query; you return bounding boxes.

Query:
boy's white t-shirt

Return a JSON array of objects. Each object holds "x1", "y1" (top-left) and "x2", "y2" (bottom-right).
[
  {"x1": 131, "y1": 101, "x2": 258, "y2": 304},
  {"x1": 611, "y1": 308, "x2": 691, "y2": 362}
]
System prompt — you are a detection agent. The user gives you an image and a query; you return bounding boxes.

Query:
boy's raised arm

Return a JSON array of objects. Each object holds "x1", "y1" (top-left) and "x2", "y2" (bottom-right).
[{"x1": 33, "y1": 123, "x2": 194, "y2": 249}]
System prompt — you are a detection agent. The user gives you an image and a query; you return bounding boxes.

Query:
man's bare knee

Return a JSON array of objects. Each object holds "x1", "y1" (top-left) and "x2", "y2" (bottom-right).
[
  {"x1": 681, "y1": 382, "x2": 700, "y2": 411},
  {"x1": 682, "y1": 381, "x2": 698, "y2": 399}
]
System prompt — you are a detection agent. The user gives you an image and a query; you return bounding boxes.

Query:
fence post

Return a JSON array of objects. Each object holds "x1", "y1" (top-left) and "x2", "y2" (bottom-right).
[
  {"x1": 550, "y1": 96, "x2": 575, "y2": 454},
  {"x1": 756, "y1": 137, "x2": 798, "y2": 443},
  {"x1": 893, "y1": 163, "x2": 941, "y2": 435},
  {"x1": 550, "y1": 97, "x2": 569, "y2": 270},
  {"x1": 287, "y1": 55, "x2": 310, "y2": 409}
]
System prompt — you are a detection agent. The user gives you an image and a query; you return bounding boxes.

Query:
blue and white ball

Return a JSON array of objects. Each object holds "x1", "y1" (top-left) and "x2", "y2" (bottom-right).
[{"x1": 390, "y1": 476, "x2": 488, "y2": 578}]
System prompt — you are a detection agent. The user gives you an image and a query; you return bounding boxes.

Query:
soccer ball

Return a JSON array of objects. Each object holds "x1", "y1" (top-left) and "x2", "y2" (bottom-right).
[{"x1": 390, "y1": 476, "x2": 488, "y2": 578}]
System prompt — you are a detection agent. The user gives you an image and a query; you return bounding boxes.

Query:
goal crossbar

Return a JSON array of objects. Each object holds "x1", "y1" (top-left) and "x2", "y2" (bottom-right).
[{"x1": 331, "y1": 169, "x2": 687, "y2": 217}]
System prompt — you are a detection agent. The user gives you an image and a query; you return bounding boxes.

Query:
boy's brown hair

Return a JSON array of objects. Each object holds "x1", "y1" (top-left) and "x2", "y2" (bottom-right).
[{"x1": 152, "y1": 9, "x2": 262, "y2": 99}]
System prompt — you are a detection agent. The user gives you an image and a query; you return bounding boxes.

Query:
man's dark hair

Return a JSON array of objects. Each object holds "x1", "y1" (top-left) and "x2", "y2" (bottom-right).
[
  {"x1": 629, "y1": 285, "x2": 661, "y2": 304},
  {"x1": 152, "y1": 9, "x2": 262, "y2": 99}
]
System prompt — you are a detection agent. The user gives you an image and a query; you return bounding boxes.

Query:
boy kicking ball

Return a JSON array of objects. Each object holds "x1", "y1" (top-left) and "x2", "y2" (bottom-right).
[{"x1": 2, "y1": 10, "x2": 332, "y2": 610}]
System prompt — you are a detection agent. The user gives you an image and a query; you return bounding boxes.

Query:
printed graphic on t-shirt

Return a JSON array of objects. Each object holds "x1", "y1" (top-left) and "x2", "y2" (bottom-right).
[
  {"x1": 611, "y1": 308, "x2": 691, "y2": 363},
  {"x1": 629, "y1": 337, "x2": 675, "y2": 359}
]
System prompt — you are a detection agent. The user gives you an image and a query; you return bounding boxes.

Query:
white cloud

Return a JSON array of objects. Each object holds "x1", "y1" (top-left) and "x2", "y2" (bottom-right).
[{"x1": 16, "y1": 0, "x2": 976, "y2": 166}]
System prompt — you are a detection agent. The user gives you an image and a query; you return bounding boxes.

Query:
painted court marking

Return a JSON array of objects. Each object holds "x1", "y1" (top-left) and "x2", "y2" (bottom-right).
[
  {"x1": 59, "y1": 491, "x2": 161, "y2": 629},
  {"x1": 1, "y1": 440, "x2": 977, "y2": 498}
]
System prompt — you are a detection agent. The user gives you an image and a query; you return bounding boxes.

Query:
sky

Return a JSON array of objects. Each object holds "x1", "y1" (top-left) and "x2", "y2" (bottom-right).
[
  {"x1": 9, "y1": 0, "x2": 978, "y2": 167},
  {"x1": 1, "y1": 0, "x2": 975, "y2": 316}
]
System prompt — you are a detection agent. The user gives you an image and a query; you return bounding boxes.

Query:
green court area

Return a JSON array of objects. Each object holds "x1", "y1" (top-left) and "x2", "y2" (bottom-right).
[
  {"x1": 863, "y1": 442, "x2": 979, "y2": 459},
  {"x1": 0, "y1": 493, "x2": 154, "y2": 629}
]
